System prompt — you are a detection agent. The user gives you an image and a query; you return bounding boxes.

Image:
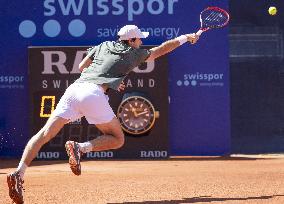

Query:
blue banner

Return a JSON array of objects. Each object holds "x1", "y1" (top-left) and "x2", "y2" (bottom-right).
[{"x1": 0, "y1": 0, "x2": 230, "y2": 157}]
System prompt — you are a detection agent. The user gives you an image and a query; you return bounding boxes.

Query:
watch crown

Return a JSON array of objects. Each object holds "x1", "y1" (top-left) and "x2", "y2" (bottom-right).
[{"x1": 155, "y1": 111, "x2": 160, "y2": 119}]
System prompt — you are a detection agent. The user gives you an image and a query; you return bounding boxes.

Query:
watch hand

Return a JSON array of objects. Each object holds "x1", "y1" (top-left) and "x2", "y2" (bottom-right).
[
  {"x1": 136, "y1": 111, "x2": 148, "y2": 116},
  {"x1": 132, "y1": 108, "x2": 138, "y2": 117}
]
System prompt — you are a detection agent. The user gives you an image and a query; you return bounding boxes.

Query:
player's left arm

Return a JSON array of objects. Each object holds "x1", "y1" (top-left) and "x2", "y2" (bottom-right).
[{"x1": 146, "y1": 33, "x2": 199, "y2": 61}]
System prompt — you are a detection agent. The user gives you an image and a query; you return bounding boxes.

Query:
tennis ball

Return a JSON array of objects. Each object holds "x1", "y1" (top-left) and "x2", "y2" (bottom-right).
[{"x1": 268, "y1": 6, "x2": 277, "y2": 15}]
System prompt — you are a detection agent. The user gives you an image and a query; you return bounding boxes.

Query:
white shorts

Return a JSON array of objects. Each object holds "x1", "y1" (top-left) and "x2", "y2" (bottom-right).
[{"x1": 52, "y1": 82, "x2": 115, "y2": 124}]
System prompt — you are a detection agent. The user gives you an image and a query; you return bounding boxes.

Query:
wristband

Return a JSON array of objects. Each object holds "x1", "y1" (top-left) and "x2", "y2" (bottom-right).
[{"x1": 176, "y1": 35, "x2": 188, "y2": 45}]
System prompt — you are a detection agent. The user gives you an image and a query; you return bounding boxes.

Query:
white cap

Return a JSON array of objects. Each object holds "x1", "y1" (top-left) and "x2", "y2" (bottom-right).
[{"x1": 118, "y1": 25, "x2": 149, "y2": 40}]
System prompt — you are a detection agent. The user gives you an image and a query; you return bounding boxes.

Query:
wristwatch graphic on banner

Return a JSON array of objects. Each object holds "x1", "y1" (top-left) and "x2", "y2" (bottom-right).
[{"x1": 117, "y1": 92, "x2": 159, "y2": 135}]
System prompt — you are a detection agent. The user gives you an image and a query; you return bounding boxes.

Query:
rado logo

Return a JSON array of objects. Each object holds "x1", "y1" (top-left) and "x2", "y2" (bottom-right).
[
  {"x1": 41, "y1": 50, "x2": 84, "y2": 74},
  {"x1": 140, "y1": 151, "x2": 168, "y2": 158},
  {"x1": 37, "y1": 151, "x2": 60, "y2": 159},
  {"x1": 41, "y1": 50, "x2": 155, "y2": 75},
  {"x1": 87, "y1": 151, "x2": 114, "y2": 158}
]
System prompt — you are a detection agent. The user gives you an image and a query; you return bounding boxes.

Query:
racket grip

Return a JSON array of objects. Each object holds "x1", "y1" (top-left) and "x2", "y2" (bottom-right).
[{"x1": 196, "y1": 30, "x2": 203, "y2": 36}]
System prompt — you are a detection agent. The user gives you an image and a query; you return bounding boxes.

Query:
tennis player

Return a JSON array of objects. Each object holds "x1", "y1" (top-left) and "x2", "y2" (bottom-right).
[{"x1": 7, "y1": 24, "x2": 199, "y2": 204}]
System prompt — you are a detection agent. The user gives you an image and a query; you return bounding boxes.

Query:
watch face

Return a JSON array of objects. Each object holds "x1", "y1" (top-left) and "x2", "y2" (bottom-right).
[{"x1": 117, "y1": 96, "x2": 156, "y2": 135}]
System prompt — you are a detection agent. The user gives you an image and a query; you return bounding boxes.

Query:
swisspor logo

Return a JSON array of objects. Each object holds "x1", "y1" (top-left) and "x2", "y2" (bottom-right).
[
  {"x1": 177, "y1": 72, "x2": 225, "y2": 87},
  {"x1": 18, "y1": 0, "x2": 180, "y2": 38}
]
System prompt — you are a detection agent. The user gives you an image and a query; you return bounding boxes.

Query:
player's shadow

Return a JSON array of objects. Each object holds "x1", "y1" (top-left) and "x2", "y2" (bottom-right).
[{"x1": 108, "y1": 195, "x2": 284, "y2": 204}]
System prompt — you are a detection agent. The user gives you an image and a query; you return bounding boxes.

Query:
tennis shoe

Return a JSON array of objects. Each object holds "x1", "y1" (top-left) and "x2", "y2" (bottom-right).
[
  {"x1": 7, "y1": 171, "x2": 24, "y2": 204},
  {"x1": 65, "y1": 141, "x2": 82, "y2": 176}
]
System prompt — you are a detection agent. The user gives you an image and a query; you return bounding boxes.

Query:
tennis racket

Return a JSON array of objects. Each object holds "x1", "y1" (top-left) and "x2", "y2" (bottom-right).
[{"x1": 196, "y1": 7, "x2": 230, "y2": 36}]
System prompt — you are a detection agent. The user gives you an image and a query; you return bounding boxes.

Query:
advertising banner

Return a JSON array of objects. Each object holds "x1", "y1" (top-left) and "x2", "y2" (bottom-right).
[{"x1": 0, "y1": 0, "x2": 230, "y2": 157}]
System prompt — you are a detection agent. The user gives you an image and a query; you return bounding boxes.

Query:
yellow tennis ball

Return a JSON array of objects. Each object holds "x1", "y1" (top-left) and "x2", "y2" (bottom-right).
[{"x1": 268, "y1": 6, "x2": 277, "y2": 15}]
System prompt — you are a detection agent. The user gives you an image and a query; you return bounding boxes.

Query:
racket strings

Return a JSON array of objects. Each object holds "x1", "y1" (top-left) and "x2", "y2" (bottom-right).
[{"x1": 201, "y1": 10, "x2": 228, "y2": 29}]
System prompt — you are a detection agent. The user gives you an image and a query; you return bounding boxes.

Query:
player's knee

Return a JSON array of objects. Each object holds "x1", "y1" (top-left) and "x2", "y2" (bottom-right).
[
  {"x1": 114, "y1": 133, "x2": 125, "y2": 149},
  {"x1": 117, "y1": 135, "x2": 125, "y2": 149},
  {"x1": 41, "y1": 128, "x2": 56, "y2": 142},
  {"x1": 32, "y1": 129, "x2": 52, "y2": 146}
]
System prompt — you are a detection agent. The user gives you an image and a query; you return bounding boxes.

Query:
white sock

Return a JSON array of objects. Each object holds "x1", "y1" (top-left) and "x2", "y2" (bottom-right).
[
  {"x1": 78, "y1": 141, "x2": 93, "y2": 153},
  {"x1": 16, "y1": 161, "x2": 27, "y2": 179}
]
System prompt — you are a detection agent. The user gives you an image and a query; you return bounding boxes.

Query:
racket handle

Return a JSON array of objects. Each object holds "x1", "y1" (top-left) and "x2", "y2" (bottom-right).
[{"x1": 196, "y1": 30, "x2": 203, "y2": 36}]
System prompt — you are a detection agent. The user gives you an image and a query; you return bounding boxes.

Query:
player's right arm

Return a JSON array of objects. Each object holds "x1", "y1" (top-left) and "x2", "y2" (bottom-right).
[
  {"x1": 79, "y1": 56, "x2": 92, "y2": 72},
  {"x1": 146, "y1": 33, "x2": 199, "y2": 61},
  {"x1": 79, "y1": 46, "x2": 97, "y2": 72}
]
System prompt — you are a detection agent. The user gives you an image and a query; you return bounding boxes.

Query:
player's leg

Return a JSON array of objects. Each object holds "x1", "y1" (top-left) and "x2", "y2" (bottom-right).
[
  {"x1": 7, "y1": 115, "x2": 68, "y2": 204},
  {"x1": 65, "y1": 83, "x2": 124, "y2": 175},
  {"x1": 20, "y1": 115, "x2": 68, "y2": 169},
  {"x1": 65, "y1": 116, "x2": 124, "y2": 176},
  {"x1": 83, "y1": 116, "x2": 125, "y2": 152}
]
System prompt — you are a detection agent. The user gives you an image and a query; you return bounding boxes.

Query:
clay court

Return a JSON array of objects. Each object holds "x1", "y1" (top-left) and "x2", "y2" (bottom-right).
[{"x1": 1, "y1": 156, "x2": 284, "y2": 204}]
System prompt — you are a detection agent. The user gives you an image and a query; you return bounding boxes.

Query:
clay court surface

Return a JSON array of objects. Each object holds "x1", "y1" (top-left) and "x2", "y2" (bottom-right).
[{"x1": 1, "y1": 157, "x2": 284, "y2": 204}]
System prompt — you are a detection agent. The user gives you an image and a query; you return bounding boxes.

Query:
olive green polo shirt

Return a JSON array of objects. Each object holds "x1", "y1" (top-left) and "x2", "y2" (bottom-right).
[{"x1": 75, "y1": 41, "x2": 151, "y2": 90}]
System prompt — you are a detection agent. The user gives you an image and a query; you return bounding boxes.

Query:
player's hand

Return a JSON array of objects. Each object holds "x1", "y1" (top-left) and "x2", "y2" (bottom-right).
[
  {"x1": 117, "y1": 81, "x2": 126, "y2": 92},
  {"x1": 186, "y1": 33, "x2": 199, "y2": 44}
]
